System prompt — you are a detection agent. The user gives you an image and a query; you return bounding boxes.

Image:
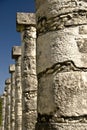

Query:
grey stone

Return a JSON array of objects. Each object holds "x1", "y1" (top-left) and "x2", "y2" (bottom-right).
[
  {"x1": 9, "y1": 64, "x2": 15, "y2": 73},
  {"x1": 24, "y1": 92, "x2": 37, "y2": 110},
  {"x1": 9, "y1": 64, "x2": 15, "y2": 130},
  {"x1": 16, "y1": 13, "x2": 37, "y2": 130},
  {"x1": 21, "y1": 26, "x2": 37, "y2": 130},
  {"x1": 16, "y1": 13, "x2": 36, "y2": 32},
  {"x1": 36, "y1": 123, "x2": 87, "y2": 130},
  {"x1": 1, "y1": 91, "x2": 6, "y2": 130},
  {"x1": 23, "y1": 111, "x2": 37, "y2": 130},
  {"x1": 12, "y1": 46, "x2": 21, "y2": 59},
  {"x1": 36, "y1": 28, "x2": 87, "y2": 74},
  {"x1": 36, "y1": 0, "x2": 87, "y2": 19},
  {"x1": 5, "y1": 78, "x2": 11, "y2": 84},
  {"x1": 12, "y1": 46, "x2": 22, "y2": 130},
  {"x1": 39, "y1": 72, "x2": 87, "y2": 116},
  {"x1": 36, "y1": 0, "x2": 87, "y2": 129},
  {"x1": 5, "y1": 78, "x2": 11, "y2": 130}
]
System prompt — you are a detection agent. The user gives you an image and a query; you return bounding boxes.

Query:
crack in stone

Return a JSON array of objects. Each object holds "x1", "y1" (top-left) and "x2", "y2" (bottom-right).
[
  {"x1": 59, "y1": 115, "x2": 87, "y2": 123},
  {"x1": 37, "y1": 114, "x2": 87, "y2": 123},
  {"x1": 38, "y1": 60, "x2": 87, "y2": 79},
  {"x1": 37, "y1": 9, "x2": 87, "y2": 36},
  {"x1": 37, "y1": 23, "x2": 87, "y2": 37}
]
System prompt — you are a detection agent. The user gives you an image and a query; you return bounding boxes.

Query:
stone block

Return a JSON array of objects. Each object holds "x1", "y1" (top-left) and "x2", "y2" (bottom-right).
[
  {"x1": 79, "y1": 25, "x2": 87, "y2": 34},
  {"x1": 22, "y1": 56, "x2": 36, "y2": 75},
  {"x1": 15, "y1": 115, "x2": 22, "y2": 125},
  {"x1": 38, "y1": 72, "x2": 87, "y2": 118},
  {"x1": 36, "y1": 123, "x2": 87, "y2": 130},
  {"x1": 15, "y1": 102, "x2": 22, "y2": 116},
  {"x1": 36, "y1": 0, "x2": 87, "y2": 19},
  {"x1": 23, "y1": 91, "x2": 37, "y2": 111},
  {"x1": 12, "y1": 46, "x2": 21, "y2": 59},
  {"x1": 16, "y1": 13, "x2": 36, "y2": 32},
  {"x1": 9, "y1": 64, "x2": 15, "y2": 73},
  {"x1": 37, "y1": 28, "x2": 87, "y2": 74},
  {"x1": 24, "y1": 111, "x2": 37, "y2": 123},
  {"x1": 22, "y1": 75, "x2": 37, "y2": 91},
  {"x1": 5, "y1": 78, "x2": 11, "y2": 84},
  {"x1": 76, "y1": 38, "x2": 87, "y2": 53},
  {"x1": 3, "y1": 91, "x2": 6, "y2": 96},
  {"x1": 23, "y1": 111, "x2": 37, "y2": 130}
]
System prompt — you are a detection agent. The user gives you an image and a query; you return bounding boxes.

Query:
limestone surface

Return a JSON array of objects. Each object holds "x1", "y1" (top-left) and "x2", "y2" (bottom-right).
[
  {"x1": 5, "y1": 78, "x2": 11, "y2": 130},
  {"x1": 38, "y1": 72, "x2": 87, "y2": 121},
  {"x1": 1, "y1": 91, "x2": 6, "y2": 130},
  {"x1": 36, "y1": 0, "x2": 87, "y2": 129},
  {"x1": 12, "y1": 46, "x2": 21, "y2": 59},
  {"x1": 9, "y1": 64, "x2": 15, "y2": 130},
  {"x1": 16, "y1": 13, "x2": 37, "y2": 130},
  {"x1": 12, "y1": 46, "x2": 22, "y2": 130},
  {"x1": 16, "y1": 13, "x2": 36, "y2": 32}
]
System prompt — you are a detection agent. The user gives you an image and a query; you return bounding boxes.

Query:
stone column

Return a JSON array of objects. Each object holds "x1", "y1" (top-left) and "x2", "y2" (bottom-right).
[
  {"x1": 5, "y1": 78, "x2": 11, "y2": 130},
  {"x1": 1, "y1": 90, "x2": 6, "y2": 130},
  {"x1": 36, "y1": 1, "x2": 87, "y2": 130},
  {"x1": 16, "y1": 13, "x2": 37, "y2": 130},
  {"x1": 12, "y1": 46, "x2": 22, "y2": 130},
  {"x1": 9, "y1": 64, "x2": 15, "y2": 130},
  {"x1": 4, "y1": 87, "x2": 7, "y2": 130}
]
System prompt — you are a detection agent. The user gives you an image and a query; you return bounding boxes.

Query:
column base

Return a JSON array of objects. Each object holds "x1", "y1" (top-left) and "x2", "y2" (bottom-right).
[{"x1": 36, "y1": 123, "x2": 87, "y2": 130}]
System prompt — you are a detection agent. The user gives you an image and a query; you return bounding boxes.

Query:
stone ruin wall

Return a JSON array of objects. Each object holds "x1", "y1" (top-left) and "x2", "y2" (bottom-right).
[{"x1": 2, "y1": 0, "x2": 87, "y2": 130}]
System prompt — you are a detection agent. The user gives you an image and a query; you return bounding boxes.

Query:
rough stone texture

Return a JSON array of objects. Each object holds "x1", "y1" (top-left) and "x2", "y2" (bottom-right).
[
  {"x1": 36, "y1": 0, "x2": 87, "y2": 22},
  {"x1": 36, "y1": 27, "x2": 87, "y2": 74},
  {"x1": 12, "y1": 46, "x2": 22, "y2": 130},
  {"x1": 16, "y1": 13, "x2": 36, "y2": 32},
  {"x1": 16, "y1": 13, "x2": 37, "y2": 130},
  {"x1": 21, "y1": 27, "x2": 37, "y2": 130},
  {"x1": 36, "y1": 0, "x2": 87, "y2": 129},
  {"x1": 38, "y1": 72, "x2": 87, "y2": 120},
  {"x1": 5, "y1": 78, "x2": 11, "y2": 130},
  {"x1": 36, "y1": 123, "x2": 87, "y2": 130},
  {"x1": 1, "y1": 91, "x2": 6, "y2": 130},
  {"x1": 12, "y1": 46, "x2": 21, "y2": 59},
  {"x1": 9, "y1": 64, "x2": 15, "y2": 130}
]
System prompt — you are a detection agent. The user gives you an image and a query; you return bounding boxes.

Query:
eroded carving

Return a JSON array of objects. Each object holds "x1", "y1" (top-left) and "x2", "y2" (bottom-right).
[{"x1": 37, "y1": 10, "x2": 87, "y2": 36}]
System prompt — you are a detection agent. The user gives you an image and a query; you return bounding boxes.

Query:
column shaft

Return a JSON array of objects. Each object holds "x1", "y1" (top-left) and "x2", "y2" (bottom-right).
[
  {"x1": 16, "y1": 13, "x2": 37, "y2": 130},
  {"x1": 36, "y1": 0, "x2": 87, "y2": 130},
  {"x1": 1, "y1": 91, "x2": 6, "y2": 130},
  {"x1": 22, "y1": 26, "x2": 37, "y2": 130},
  {"x1": 12, "y1": 46, "x2": 22, "y2": 130},
  {"x1": 5, "y1": 78, "x2": 11, "y2": 130},
  {"x1": 9, "y1": 64, "x2": 15, "y2": 130}
]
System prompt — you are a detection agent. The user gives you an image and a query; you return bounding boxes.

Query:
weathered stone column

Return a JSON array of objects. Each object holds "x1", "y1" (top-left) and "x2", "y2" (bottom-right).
[
  {"x1": 1, "y1": 90, "x2": 6, "y2": 130},
  {"x1": 16, "y1": 13, "x2": 37, "y2": 130},
  {"x1": 12, "y1": 46, "x2": 22, "y2": 130},
  {"x1": 5, "y1": 78, "x2": 11, "y2": 130},
  {"x1": 9, "y1": 64, "x2": 15, "y2": 130},
  {"x1": 36, "y1": 1, "x2": 87, "y2": 130},
  {"x1": 4, "y1": 87, "x2": 7, "y2": 130}
]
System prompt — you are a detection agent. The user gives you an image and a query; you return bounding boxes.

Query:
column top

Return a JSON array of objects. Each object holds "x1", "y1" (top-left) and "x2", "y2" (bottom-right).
[
  {"x1": 9, "y1": 64, "x2": 15, "y2": 73},
  {"x1": 5, "y1": 78, "x2": 11, "y2": 84},
  {"x1": 16, "y1": 12, "x2": 36, "y2": 32},
  {"x1": 4, "y1": 87, "x2": 7, "y2": 92},
  {"x1": 12, "y1": 46, "x2": 21, "y2": 59},
  {"x1": 3, "y1": 91, "x2": 7, "y2": 96}
]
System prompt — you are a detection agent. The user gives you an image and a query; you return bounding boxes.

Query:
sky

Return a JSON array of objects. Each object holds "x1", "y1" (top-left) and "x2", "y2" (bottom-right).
[{"x1": 0, "y1": 0, "x2": 35, "y2": 95}]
